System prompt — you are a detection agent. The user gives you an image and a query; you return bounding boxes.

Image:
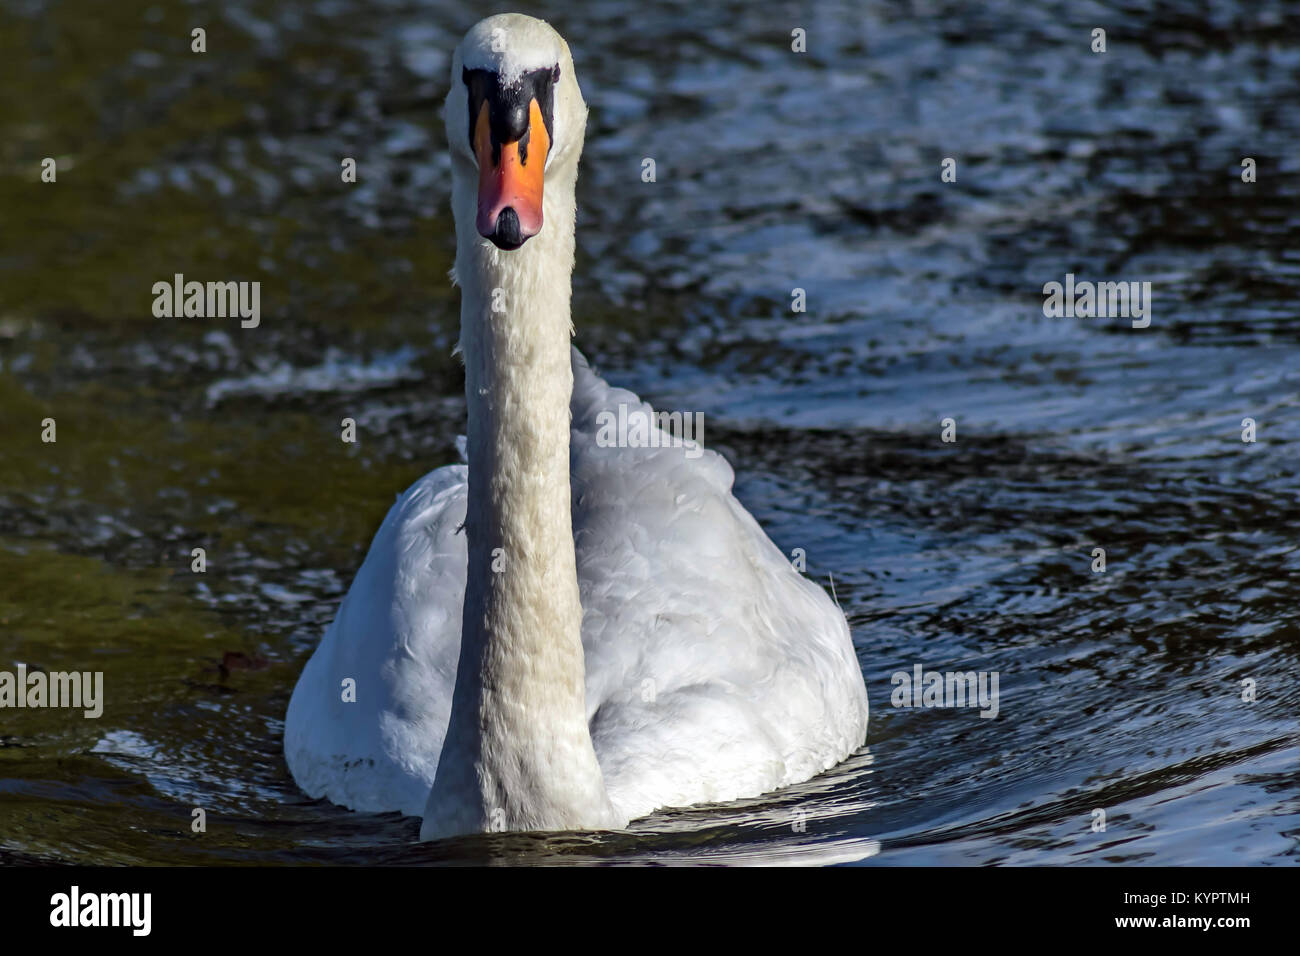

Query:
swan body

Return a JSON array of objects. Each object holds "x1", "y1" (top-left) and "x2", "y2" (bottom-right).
[{"x1": 284, "y1": 13, "x2": 868, "y2": 839}]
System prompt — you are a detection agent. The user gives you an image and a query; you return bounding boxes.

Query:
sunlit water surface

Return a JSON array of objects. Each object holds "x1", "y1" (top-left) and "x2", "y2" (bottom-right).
[{"x1": 1, "y1": 0, "x2": 1297, "y2": 864}]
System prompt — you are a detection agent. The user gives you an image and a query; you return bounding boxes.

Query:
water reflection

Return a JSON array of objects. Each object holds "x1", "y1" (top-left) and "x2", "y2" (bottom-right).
[{"x1": 0, "y1": 0, "x2": 1297, "y2": 864}]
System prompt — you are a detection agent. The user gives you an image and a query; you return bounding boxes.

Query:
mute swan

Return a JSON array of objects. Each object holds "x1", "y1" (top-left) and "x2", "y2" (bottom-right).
[{"x1": 284, "y1": 13, "x2": 868, "y2": 841}]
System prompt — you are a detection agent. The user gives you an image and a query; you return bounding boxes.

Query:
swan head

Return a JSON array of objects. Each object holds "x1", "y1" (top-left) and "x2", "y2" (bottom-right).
[{"x1": 446, "y1": 14, "x2": 587, "y2": 251}]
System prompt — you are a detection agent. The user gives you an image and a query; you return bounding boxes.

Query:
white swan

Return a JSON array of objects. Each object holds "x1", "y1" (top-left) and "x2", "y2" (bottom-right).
[{"x1": 284, "y1": 13, "x2": 868, "y2": 841}]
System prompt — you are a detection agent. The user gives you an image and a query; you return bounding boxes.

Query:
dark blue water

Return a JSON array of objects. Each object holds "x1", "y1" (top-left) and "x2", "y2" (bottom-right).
[{"x1": 0, "y1": 0, "x2": 1297, "y2": 864}]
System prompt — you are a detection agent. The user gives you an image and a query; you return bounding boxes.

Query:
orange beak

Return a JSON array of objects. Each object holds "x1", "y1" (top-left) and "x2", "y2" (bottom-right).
[{"x1": 474, "y1": 98, "x2": 549, "y2": 249}]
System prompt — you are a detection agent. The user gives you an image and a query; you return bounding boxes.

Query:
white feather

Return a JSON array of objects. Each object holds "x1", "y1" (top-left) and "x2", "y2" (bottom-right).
[{"x1": 285, "y1": 348, "x2": 868, "y2": 820}]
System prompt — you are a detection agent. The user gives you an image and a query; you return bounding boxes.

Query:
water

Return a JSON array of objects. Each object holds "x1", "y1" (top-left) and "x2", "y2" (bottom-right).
[{"x1": 1, "y1": 0, "x2": 1297, "y2": 864}]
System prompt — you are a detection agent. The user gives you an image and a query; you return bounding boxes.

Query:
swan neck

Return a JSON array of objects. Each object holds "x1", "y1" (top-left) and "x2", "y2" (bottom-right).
[
  {"x1": 425, "y1": 160, "x2": 619, "y2": 837},
  {"x1": 456, "y1": 169, "x2": 579, "y2": 669}
]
